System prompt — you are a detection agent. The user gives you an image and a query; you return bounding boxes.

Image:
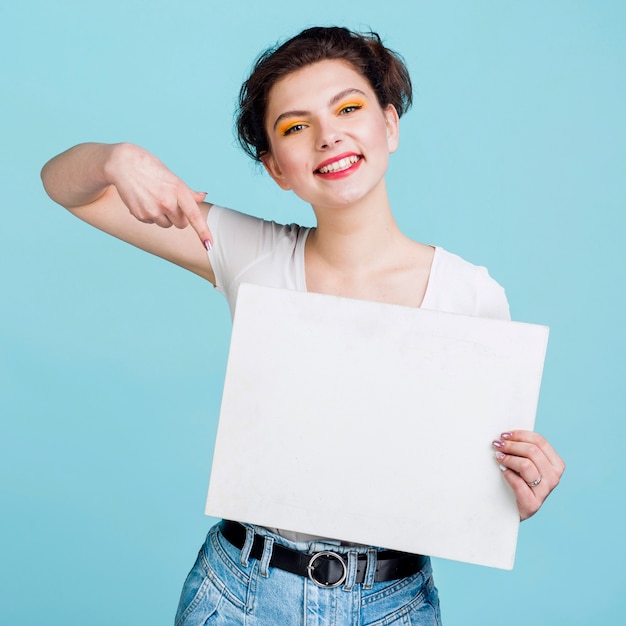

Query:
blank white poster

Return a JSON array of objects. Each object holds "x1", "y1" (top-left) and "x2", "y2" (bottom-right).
[{"x1": 206, "y1": 284, "x2": 549, "y2": 569}]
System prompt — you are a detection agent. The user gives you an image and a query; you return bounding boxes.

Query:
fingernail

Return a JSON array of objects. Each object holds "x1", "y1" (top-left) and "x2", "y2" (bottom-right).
[
  {"x1": 203, "y1": 239, "x2": 213, "y2": 251},
  {"x1": 492, "y1": 440, "x2": 505, "y2": 449},
  {"x1": 495, "y1": 451, "x2": 506, "y2": 460},
  {"x1": 501, "y1": 432, "x2": 513, "y2": 439},
  {"x1": 498, "y1": 464, "x2": 508, "y2": 472}
]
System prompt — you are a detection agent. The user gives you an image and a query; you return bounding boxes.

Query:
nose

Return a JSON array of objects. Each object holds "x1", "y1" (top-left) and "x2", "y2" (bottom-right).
[{"x1": 316, "y1": 118, "x2": 342, "y2": 150}]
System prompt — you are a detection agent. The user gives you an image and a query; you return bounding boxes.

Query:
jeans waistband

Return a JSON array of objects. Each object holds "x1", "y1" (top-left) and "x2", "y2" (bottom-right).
[{"x1": 219, "y1": 520, "x2": 427, "y2": 589}]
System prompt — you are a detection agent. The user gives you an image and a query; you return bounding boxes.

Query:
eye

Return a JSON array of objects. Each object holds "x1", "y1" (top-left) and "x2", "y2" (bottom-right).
[
  {"x1": 339, "y1": 103, "x2": 363, "y2": 115},
  {"x1": 282, "y1": 122, "x2": 307, "y2": 136}
]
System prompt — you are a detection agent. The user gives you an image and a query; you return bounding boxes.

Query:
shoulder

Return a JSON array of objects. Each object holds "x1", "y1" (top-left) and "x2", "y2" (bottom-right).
[
  {"x1": 423, "y1": 247, "x2": 511, "y2": 321},
  {"x1": 208, "y1": 204, "x2": 306, "y2": 246},
  {"x1": 433, "y1": 248, "x2": 490, "y2": 280},
  {"x1": 207, "y1": 205, "x2": 311, "y2": 315}
]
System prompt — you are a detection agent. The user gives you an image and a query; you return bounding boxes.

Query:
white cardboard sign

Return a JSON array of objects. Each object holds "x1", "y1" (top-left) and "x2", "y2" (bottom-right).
[{"x1": 206, "y1": 284, "x2": 549, "y2": 569}]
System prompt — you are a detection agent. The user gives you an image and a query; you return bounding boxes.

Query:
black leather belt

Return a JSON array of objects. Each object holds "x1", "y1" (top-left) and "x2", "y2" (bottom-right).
[{"x1": 219, "y1": 520, "x2": 427, "y2": 588}]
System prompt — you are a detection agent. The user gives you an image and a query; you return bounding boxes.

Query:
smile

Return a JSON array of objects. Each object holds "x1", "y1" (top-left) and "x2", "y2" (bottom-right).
[{"x1": 315, "y1": 155, "x2": 361, "y2": 175}]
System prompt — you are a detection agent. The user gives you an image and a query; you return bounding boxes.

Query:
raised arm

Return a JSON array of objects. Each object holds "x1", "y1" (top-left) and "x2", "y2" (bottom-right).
[{"x1": 41, "y1": 142, "x2": 215, "y2": 283}]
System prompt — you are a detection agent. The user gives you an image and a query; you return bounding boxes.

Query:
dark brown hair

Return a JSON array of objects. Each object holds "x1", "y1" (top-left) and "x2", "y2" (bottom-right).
[{"x1": 236, "y1": 26, "x2": 413, "y2": 161}]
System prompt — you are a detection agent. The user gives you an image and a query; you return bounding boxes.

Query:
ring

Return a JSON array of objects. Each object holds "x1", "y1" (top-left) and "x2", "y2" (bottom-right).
[{"x1": 527, "y1": 475, "x2": 542, "y2": 488}]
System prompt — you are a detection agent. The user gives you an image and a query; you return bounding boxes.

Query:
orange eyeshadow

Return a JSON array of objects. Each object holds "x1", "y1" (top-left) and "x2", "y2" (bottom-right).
[
  {"x1": 278, "y1": 120, "x2": 305, "y2": 135},
  {"x1": 336, "y1": 99, "x2": 366, "y2": 112}
]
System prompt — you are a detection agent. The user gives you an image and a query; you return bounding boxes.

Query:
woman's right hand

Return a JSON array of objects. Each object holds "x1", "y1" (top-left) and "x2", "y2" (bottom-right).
[
  {"x1": 42, "y1": 142, "x2": 215, "y2": 282},
  {"x1": 105, "y1": 143, "x2": 213, "y2": 249}
]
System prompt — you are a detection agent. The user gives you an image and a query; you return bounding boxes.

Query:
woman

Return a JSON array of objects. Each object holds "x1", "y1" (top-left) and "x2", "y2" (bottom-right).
[{"x1": 42, "y1": 26, "x2": 564, "y2": 626}]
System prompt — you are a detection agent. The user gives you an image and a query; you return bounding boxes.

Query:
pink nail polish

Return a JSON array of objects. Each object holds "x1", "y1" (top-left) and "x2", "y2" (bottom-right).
[
  {"x1": 492, "y1": 440, "x2": 505, "y2": 449},
  {"x1": 501, "y1": 432, "x2": 513, "y2": 440},
  {"x1": 203, "y1": 239, "x2": 213, "y2": 252},
  {"x1": 495, "y1": 451, "x2": 506, "y2": 460}
]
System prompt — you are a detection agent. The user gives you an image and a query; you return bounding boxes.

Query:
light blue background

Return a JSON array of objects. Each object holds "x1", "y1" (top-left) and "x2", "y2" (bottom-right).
[{"x1": 1, "y1": 1, "x2": 624, "y2": 624}]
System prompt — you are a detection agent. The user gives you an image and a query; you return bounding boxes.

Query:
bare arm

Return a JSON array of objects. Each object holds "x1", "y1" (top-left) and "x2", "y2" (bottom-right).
[{"x1": 41, "y1": 143, "x2": 215, "y2": 283}]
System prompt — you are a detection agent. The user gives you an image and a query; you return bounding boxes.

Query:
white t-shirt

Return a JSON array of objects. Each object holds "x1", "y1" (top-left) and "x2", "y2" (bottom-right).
[
  {"x1": 207, "y1": 204, "x2": 510, "y2": 321},
  {"x1": 206, "y1": 204, "x2": 511, "y2": 544}
]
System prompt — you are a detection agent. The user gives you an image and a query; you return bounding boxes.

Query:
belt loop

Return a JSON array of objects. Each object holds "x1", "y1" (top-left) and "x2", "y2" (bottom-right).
[
  {"x1": 343, "y1": 551, "x2": 358, "y2": 591},
  {"x1": 363, "y1": 549, "x2": 377, "y2": 589},
  {"x1": 259, "y1": 536, "x2": 274, "y2": 578},
  {"x1": 239, "y1": 526, "x2": 255, "y2": 567}
]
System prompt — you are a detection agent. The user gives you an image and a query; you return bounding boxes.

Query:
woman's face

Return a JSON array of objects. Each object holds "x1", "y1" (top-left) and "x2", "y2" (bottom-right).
[{"x1": 262, "y1": 59, "x2": 399, "y2": 211}]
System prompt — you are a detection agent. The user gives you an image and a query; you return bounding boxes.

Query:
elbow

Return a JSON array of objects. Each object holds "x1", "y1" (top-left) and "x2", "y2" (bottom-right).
[{"x1": 40, "y1": 159, "x2": 58, "y2": 203}]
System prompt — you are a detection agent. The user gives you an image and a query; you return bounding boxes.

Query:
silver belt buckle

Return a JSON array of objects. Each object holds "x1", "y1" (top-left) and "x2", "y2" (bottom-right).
[{"x1": 307, "y1": 551, "x2": 347, "y2": 588}]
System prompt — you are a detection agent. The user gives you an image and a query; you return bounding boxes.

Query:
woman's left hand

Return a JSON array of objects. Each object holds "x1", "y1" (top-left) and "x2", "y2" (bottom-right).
[{"x1": 492, "y1": 431, "x2": 565, "y2": 521}]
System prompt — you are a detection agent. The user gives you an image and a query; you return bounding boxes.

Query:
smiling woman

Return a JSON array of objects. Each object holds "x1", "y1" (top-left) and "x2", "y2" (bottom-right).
[
  {"x1": 40, "y1": 25, "x2": 564, "y2": 625},
  {"x1": 260, "y1": 61, "x2": 399, "y2": 217}
]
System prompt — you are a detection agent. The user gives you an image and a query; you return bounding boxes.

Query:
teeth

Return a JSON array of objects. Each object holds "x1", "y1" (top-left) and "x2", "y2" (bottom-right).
[{"x1": 318, "y1": 155, "x2": 359, "y2": 174}]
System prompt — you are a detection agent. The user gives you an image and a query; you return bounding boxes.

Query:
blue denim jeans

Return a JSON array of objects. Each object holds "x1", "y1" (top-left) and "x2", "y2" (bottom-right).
[{"x1": 175, "y1": 522, "x2": 442, "y2": 625}]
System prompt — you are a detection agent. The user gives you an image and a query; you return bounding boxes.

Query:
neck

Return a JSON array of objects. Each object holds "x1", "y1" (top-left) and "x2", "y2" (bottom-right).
[{"x1": 308, "y1": 180, "x2": 405, "y2": 272}]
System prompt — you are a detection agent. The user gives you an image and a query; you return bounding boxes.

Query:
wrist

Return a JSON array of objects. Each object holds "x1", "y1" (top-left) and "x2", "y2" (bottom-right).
[{"x1": 102, "y1": 142, "x2": 133, "y2": 187}]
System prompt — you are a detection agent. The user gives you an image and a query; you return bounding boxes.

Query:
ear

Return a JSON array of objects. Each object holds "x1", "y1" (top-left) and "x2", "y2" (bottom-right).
[
  {"x1": 261, "y1": 152, "x2": 292, "y2": 191},
  {"x1": 383, "y1": 104, "x2": 400, "y2": 154}
]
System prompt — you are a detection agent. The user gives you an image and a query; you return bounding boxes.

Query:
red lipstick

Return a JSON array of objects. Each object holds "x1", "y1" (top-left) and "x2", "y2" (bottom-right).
[{"x1": 314, "y1": 153, "x2": 362, "y2": 179}]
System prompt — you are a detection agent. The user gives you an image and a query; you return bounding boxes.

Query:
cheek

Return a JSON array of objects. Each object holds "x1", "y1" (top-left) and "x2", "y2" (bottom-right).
[
  {"x1": 375, "y1": 124, "x2": 397, "y2": 156},
  {"x1": 263, "y1": 147, "x2": 305, "y2": 191},
  {"x1": 274, "y1": 147, "x2": 306, "y2": 179}
]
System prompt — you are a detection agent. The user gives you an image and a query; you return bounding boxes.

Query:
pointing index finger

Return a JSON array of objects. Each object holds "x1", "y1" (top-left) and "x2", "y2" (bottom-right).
[{"x1": 180, "y1": 191, "x2": 214, "y2": 250}]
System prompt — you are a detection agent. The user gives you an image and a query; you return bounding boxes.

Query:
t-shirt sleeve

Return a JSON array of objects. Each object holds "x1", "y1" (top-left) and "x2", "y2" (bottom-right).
[
  {"x1": 423, "y1": 248, "x2": 511, "y2": 321},
  {"x1": 208, "y1": 205, "x2": 264, "y2": 295},
  {"x1": 473, "y1": 266, "x2": 511, "y2": 321},
  {"x1": 206, "y1": 204, "x2": 298, "y2": 315}
]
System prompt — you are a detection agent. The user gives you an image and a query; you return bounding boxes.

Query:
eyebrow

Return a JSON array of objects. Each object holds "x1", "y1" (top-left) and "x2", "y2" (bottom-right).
[{"x1": 272, "y1": 88, "x2": 368, "y2": 130}]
